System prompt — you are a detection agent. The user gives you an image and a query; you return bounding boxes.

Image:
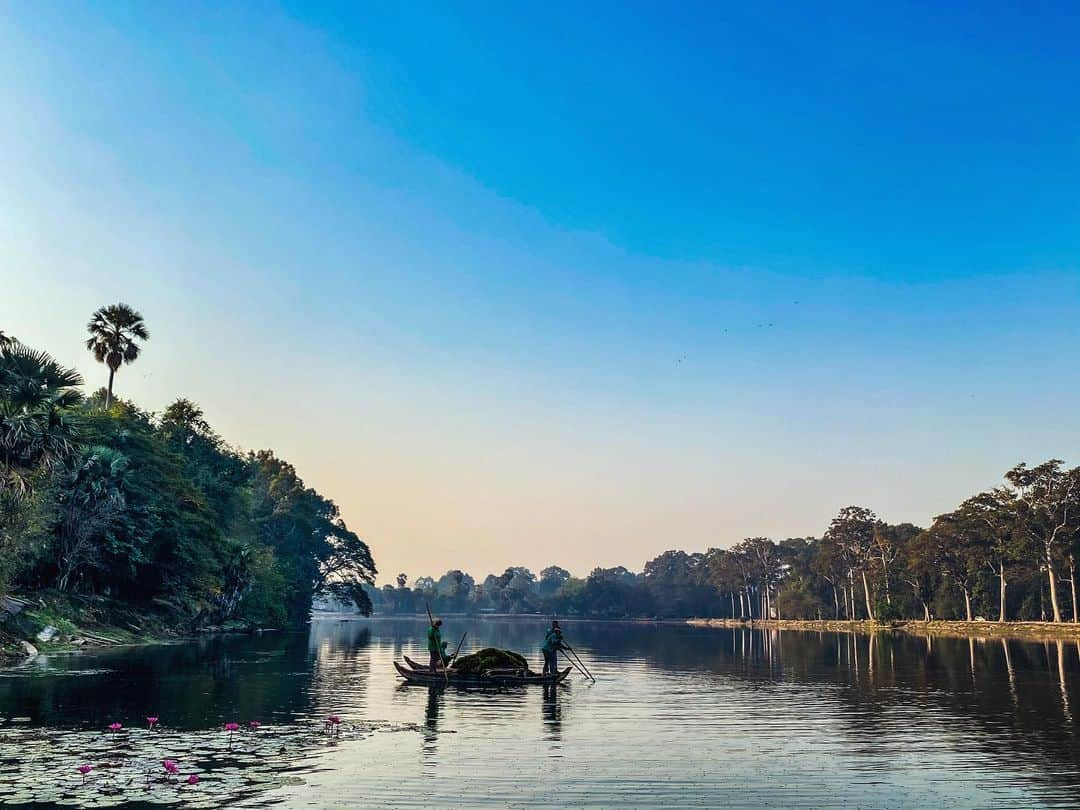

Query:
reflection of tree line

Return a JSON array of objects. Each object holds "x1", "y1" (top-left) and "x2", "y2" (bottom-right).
[
  {"x1": 3, "y1": 630, "x2": 371, "y2": 730},
  {"x1": 466, "y1": 620, "x2": 1079, "y2": 785},
  {"x1": 623, "y1": 626, "x2": 1079, "y2": 795}
]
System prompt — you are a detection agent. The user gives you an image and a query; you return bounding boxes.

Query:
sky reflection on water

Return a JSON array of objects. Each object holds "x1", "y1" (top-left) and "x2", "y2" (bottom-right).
[{"x1": 1, "y1": 618, "x2": 1077, "y2": 808}]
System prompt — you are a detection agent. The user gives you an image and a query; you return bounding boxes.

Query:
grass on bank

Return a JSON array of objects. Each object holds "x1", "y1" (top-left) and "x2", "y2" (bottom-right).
[
  {"x1": 0, "y1": 590, "x2": 207, "y2": 660},
  {"x1": 687, "y1": 616, "x2": 1080, "y2": 641}
]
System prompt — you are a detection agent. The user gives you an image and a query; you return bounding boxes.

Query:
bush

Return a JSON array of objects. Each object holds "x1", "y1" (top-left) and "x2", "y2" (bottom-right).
[{"x1": 875, "y1": 600, "x2": 903, "y2": 623}]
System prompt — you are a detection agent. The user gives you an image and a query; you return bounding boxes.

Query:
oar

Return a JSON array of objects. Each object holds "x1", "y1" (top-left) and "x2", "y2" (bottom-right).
[
  {"x1": 562, "y1": 651, "x2": 590, "y2": 680},
  {"x1": 425, "y1": 602, "x2": 449, "y2": 684},
  {"x1": 563, "y1": 643, "x2": 595, "y2": 681},
  {"x1": 569, "y1": 648, "x2": 595, "y2": 681}
]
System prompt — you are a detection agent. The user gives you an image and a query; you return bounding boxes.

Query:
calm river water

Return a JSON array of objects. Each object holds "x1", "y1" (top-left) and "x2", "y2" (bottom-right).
[{"x1": 1, "y1": 617, "x2": 1079, "y2": 808}]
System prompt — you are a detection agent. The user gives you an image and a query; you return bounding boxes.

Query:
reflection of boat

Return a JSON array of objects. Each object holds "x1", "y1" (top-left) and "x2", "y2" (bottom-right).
[{"x1": 394, "y1": 660, "x2": 571, "y2": 686}]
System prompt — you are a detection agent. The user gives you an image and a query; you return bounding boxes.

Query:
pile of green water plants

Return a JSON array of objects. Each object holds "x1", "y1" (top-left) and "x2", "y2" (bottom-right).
[{"x1": 453, "y1": 647, "x2": 529, "y2": 674}]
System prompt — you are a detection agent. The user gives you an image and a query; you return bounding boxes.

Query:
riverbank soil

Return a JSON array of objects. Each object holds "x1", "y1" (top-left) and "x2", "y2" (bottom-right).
[
  {"x1": 687, "y1": 617, "x2": 1080, "y2": 641},
  {"x1": 0, "y1": 590, "x2": 191, "y2": 662}
]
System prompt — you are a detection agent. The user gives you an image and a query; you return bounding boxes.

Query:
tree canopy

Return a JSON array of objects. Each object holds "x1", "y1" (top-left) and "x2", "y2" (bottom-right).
[{"x1": 1, "y1": 327, "x2": 376, "y2": 628}]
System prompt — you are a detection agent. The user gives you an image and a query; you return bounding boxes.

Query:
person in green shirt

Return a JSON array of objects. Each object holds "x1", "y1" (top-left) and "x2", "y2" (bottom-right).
[
  {"x1": 541, "y1": 620, "x2": 565, "y2": 675},
  {"x1": 427, "y1": 619, "x2": 445, "y2": 672}
]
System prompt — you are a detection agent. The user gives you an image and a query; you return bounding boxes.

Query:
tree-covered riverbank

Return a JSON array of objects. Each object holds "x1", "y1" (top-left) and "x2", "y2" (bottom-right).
[
  {"x1": 687, "y1": 617, "x2": 1080, "y2": 642},
  {"x1": 373, "y1": 465, "x2": 1080, "y2": 626},
  {"x1": 1, "y1": 309, "x2": 376, "y2": 660}
]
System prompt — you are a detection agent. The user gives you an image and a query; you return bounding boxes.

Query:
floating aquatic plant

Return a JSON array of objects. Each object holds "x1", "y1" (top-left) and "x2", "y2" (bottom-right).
[{"x1": 0, "y1": 718, "x2": 423, "y2": 807}]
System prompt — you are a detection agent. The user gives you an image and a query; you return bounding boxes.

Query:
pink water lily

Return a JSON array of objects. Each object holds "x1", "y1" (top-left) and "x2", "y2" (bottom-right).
[
  {"x1": 248, "y1": 720, "x2": 261, "y2": 730},
  {"x1": 78, "y1": 764, "x2": 92, "y2": 783},
  {"x1": 325, "y1": 715, "x2": 342, "y2": 736},
  {"x1": 107, "y1": 722, "x2": 122, "y2": 732},
  {"x1": 146, "y1": 716, "x2": 159, "y2": 729},
  {"x1": 224, "y1": 721, "x2": 240, "y2": 748},
  {"x1": 186, "y1": 774, "x2": 200, "y2": 785},
  {"x1": 163, "y1": 759, "x2": 179, "y2": 775}
]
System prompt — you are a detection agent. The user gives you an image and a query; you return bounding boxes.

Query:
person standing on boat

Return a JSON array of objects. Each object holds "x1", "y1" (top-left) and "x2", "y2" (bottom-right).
[
  {"x1": 427, "y1": 618, "x2": 445, "y2": 673},
  {"x1": 542, "y1": 620, "x2": 565, "y2": 675}
]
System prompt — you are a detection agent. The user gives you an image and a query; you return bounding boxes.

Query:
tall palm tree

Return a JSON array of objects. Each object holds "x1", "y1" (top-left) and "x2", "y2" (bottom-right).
[
  {"x1": 0, "y1": 330, "x2": 16, "y2": 349},
  {"x1": 85, "y1": 304, "x2": 149, "y2": 408},
  {"x1": 0, "y1": 343, "x2": 84, "y2": 498}
]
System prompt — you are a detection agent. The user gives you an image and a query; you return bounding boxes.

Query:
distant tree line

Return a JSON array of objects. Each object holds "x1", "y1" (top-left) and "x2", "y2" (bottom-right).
[
  {"x1": 373, "y1": 465, "x2": 1080, "y2": 623},
  {"x1": 1, "y1": 307, "x2": 376, "y2": 627}
]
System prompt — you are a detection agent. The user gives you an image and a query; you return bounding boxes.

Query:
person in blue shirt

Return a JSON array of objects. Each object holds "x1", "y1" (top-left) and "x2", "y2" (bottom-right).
[{"x1": 541, "y1": 620, "x2": 565, "y2": 675}]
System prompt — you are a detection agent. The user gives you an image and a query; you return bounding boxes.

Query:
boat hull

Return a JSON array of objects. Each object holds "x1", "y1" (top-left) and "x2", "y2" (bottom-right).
[{"x1": 394, "y1": 660, "x2": 571, "y2": 686}]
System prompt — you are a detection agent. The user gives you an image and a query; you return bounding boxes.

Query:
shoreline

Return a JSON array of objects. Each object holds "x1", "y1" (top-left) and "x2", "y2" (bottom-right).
[
  {"x1": 686, "y1": 617, "x2": 1080, "y2": 641},
  {"x1": 0, "y1": 590, "x2": 284, "y2": 664}
]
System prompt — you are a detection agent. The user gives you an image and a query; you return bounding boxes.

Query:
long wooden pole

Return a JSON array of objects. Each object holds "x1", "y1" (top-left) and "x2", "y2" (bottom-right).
[
  {"x1": 451, "y1": 632, "x2": 467, "y2": 661},
  {"x1": 562, "y1": 651, "x2": 589, "y2": 679},
  {"x1": 562, "y1": 643, "x2": 595, "y2": 681}
]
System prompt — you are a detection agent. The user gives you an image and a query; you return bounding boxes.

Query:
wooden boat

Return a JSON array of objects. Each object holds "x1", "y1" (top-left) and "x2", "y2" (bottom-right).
[
  {"x1": 394, "y1": 660, "x2": 571, "y2": 687},
  {"x1": 403, "y1": 654, "x2": 449, "y2": 671}
]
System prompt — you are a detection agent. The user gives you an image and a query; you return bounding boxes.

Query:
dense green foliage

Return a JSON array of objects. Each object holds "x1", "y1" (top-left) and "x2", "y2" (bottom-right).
[
  {"x1": 373, "y1": 464, "x2": 1080, "y2": 623},
  {"x1": 453, "y1": 647, "x2": 528, "y2": 673},
  {"x1": 0, "y1": 331, "x2": 376, "y2": 628}
]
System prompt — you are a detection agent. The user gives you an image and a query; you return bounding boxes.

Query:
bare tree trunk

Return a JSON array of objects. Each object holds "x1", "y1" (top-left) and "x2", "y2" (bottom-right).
[
  {"x1": 998, "y1": 561, "x2": 1007, "y2": 623},
  {"x1": 861, "y1": 569, "x2": 875, "y2": 621},
  {"x1": 738, "y1": 590, "x2": 745, "y2": 619},
  {"x1": 1047, "y1": 553, "x2": 1063, "y2": 623},
  {"x1": 106, "y1": 367, "x2": 115, "y2": 408},
  {"x1": 832, "y1": 584, "x2": 840, "y2": 620},
  {"x1": 847, "y1": 571, "x2": 857, "y2": 620},
  {"x1": 730, "y1": 592, "x2": 735, "y2": 619},
  {"x1": 962, "y1": 586, "x2": 973, "y2": 622},
  {"x1": 879, "y1": 555, "x2": 891, "y2": 605},
  {"x1": 1069, "y1": 554, "x2": 1078, "y2": 624},
  {"x1": 921, "y1": 601, "x2": 930, "y2": 622}
]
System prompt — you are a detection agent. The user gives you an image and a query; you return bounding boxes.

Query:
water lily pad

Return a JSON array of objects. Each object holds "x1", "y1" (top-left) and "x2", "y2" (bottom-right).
[{"x1": 0, "y1": 719, "x2": 416, "y2": 806}]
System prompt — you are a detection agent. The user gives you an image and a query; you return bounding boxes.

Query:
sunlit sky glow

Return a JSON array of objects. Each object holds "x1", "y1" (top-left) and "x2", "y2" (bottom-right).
[{"x1": 2, "y1": 2, "x2": 1079, "y2": 583}]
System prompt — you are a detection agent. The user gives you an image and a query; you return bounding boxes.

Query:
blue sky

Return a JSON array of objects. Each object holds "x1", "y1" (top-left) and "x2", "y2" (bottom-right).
[{"x1": 2, "y1": 2, "x2": 1078, "y2": 580}]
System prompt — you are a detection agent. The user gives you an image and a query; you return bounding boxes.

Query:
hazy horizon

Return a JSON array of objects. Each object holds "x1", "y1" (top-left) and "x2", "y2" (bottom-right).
[{"x1": 4, "y1": 3, "x2": 1079, "y2": 584}]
